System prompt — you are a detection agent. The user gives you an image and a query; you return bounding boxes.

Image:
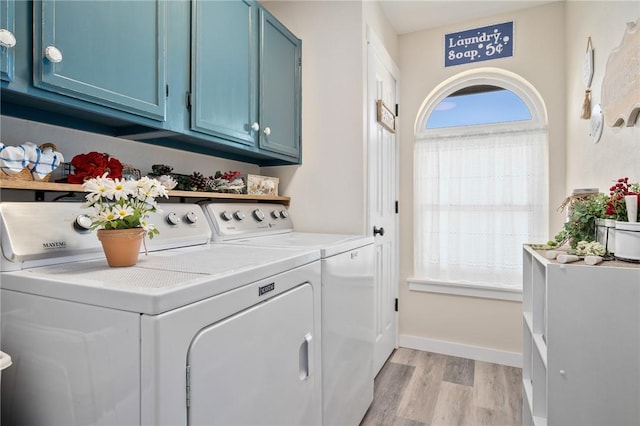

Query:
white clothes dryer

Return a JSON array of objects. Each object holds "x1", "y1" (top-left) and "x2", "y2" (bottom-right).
[
  {"x1": 201, "y1": 202, "x2": 374, "y2": 426},
  {"x1": 0, "y1": 202, "x2": 322, "y2": 426}
]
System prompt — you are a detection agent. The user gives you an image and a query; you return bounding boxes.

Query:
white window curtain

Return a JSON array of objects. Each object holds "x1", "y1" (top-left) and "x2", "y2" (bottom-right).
[{"x1": 414, "y1": 126, "x2": 548, "y2": 290}]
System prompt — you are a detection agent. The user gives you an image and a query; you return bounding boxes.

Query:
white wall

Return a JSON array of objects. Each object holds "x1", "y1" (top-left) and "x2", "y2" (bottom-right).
[
  {"x1": 397, "y1": 0, "x2": 640, "y2": 362},
  {"x1": 363, "y1": 0, "x2": 399, "y2": 63},
  {"x1": 261, "y1": 0, "x2": 368, "y2": 234},
  {"x1": 397, "y1": 2, "x2": 567, "y2": 359},
  {"x1": 0, "y1": 116, "x2": 259, "y2": 182},
  {"x1": 564, "y1": 2, "x2": 640, "y2": 192}
]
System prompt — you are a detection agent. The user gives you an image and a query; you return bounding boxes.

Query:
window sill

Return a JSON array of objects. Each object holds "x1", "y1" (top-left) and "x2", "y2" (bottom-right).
[{"x1": 407, "y1": 278, "x2": 522, "y2": 302}]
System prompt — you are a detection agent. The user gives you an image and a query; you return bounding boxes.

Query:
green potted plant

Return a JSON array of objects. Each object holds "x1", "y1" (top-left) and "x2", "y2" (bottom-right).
[{"x1": 552, "y1": 192, "x2": 607, "y2": 249}]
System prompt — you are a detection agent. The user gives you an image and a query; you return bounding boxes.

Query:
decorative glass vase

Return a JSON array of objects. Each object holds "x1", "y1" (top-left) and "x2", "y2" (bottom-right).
[
  {"x1": 595, "y1": 218, "x2": 616, "y2": 255},
  {"x1": 97, "y1": 228, "x2": 145, "y2": 267}
]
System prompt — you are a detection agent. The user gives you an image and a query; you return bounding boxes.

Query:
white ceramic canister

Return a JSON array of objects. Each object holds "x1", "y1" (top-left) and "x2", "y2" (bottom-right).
[
  {"x1": 595, "y1": 218, "x2": 616, "y2": 254},
  {"x1": 614, "y1": 221, "x2": 640, "y2": 261}
]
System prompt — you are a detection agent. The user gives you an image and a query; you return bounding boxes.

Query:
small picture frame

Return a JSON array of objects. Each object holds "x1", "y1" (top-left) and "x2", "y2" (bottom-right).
[
  {"x1": 376, "y1": 99, "x2": 396, "y2": 133},
  {"x1": 247, "y1": 174, "x2": 279, "y2": 196}
]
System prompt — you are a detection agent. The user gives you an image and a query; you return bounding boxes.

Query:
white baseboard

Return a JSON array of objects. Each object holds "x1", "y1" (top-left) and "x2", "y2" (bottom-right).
[{"x1": 398, "y1": 334, "x2": 522, "y2": 368}]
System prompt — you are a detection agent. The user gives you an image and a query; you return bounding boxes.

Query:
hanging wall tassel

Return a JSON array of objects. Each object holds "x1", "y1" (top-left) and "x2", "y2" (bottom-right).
[
  {"x1": 581, "y1": 37, "x2": 594, "y2": 120},
  {"x1": 581, "y1": 88, "x2": 592, "y2": 119}
]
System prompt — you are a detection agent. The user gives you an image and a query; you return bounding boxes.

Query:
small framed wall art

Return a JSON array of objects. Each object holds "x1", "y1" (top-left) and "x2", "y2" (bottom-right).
[
  {"x1": 247, "y1": 174, "x2": 279, "y2": 196},
  {"x1": 376, "y1": 99, "x2": 396, "y2": 133}
]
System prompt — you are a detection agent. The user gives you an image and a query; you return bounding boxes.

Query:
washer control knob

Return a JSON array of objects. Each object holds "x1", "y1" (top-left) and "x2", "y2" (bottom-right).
[
  {"x1": 221, "y1": 211, "x2": 233, "y2": 221},
  {"x1": 166, "y1": 212, "x2": 181, "y2": 225},
  {"x1": 233, "y1": 211, "x2": 246, "y2": 221},
  {"x1": 253, "y1": 209, "x2": 265, "y2": 221},
  {"x1": 184, "y1": 211, "x2": 198, "y2": 224},
  {"x1": 280, "y1": 209, "x2": 289, "y2": 218},
  {"x1": 271, "y1": 210, "x2": 281, "y2": 219},
  {"x1": 74, "y1": 215, "x2": 93, "y2": 231}
]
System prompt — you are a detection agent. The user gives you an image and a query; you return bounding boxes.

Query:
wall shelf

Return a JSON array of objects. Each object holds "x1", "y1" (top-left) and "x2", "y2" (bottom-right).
[{"x1": 0, "y1": 180, "x2": 290, "y2": 205}]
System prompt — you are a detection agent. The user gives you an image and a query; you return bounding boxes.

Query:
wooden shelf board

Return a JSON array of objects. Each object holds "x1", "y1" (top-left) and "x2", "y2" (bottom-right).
[{"x1": 0, "y1": 180, "x2": 290, "y2": 205}]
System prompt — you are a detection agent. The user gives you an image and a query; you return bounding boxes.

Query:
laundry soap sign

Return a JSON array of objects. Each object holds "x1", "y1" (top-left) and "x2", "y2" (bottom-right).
[{"x1": 445, "y1": 21, "x2": 513, "y2": 67}]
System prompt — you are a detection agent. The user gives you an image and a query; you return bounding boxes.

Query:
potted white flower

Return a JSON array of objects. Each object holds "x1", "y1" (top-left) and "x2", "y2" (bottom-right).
[{"x1": 82, "y1": 173, "x2": 169, "y2": 266}]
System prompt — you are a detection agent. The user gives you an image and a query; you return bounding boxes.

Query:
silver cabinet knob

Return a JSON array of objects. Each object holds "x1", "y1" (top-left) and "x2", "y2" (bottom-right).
[
  {"x1": 263, "y1": 127, "x2": 271, "y2": 136},
  {"x1": 0, "y1": 29, "x2": 16, "y2": 48},
  {"x1": 44, "y1": 45, "x2": 62, "y2": 63},
  {"x1": 251, "y1": 122, "x2": 260, "y2": 131}
]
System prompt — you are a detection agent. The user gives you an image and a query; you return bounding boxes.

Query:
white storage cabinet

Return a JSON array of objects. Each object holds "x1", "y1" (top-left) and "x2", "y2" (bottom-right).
[{"x1": 522, "y1": 245, "x2": 640, "y2": 426}]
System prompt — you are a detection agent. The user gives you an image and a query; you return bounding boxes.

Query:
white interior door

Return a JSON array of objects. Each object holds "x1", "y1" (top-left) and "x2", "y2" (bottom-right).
[{"x1": 367, "y1": 27, "x2": 399, "y2": 375}]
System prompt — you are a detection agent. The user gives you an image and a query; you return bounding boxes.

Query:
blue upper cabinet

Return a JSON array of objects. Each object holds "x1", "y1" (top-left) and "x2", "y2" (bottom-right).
[
  {"x1": 190, "y1": 0, "x2": 301, "y2": 163},
  {"x1": 259, "y1": 9, "x2": 301, "y2": 159},
  {"x1": 191, "y1": 0, "x2": 258, "y2": 146},
  {"x1": 32, "y1": 0, "x2": 167, "y2": 121},
  {"x1": 0, "y1": 0, "x2": 16, "y2": 82},
  {"x1": 1, "y1": 0, "x2": 301, "y2": 166}
]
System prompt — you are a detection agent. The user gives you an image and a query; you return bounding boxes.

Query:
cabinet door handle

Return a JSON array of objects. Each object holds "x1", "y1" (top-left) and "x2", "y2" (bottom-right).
[
  {"x1": 44, "y1": 46, "x2": 63, "y2": 63},
  {"x1": 0, "y1": 29, "x2": 16, "y2": 48},
  {"x1": 263, "y1": 127, "x2": 271, "y2": 136},
  {"x1": 251, "y1": 122, "x2": 260, "y2": 131}
]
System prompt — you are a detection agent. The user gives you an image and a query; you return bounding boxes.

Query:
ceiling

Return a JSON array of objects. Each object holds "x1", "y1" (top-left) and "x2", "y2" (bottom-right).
[{"x1": 377, "y1": 0, "x2": 558, "y2": 35}]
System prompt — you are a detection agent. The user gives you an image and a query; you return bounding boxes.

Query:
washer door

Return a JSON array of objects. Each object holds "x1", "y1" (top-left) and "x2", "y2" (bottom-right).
[{"x1": 187, "y1": 283, "x2": 319, "y2": 426}]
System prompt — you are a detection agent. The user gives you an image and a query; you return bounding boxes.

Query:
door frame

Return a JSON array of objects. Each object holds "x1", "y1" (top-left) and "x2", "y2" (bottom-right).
[{"x1": 365, "y1": 25, "x2": 400, "y2": 370}]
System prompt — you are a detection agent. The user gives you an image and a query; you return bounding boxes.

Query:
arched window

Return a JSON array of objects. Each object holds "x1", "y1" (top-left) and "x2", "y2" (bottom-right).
[
  {"x1": 426, "y1": 85, "x2": 531, "y2": 129},
  {"x1": 412, "y1": 69, "x2": 548, "y2": 298}
]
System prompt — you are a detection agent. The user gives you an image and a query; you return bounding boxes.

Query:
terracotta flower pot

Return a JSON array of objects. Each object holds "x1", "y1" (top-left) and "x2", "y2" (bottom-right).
[{"x1": 97, "y1": 228, "x2": 145, "y2": 267}]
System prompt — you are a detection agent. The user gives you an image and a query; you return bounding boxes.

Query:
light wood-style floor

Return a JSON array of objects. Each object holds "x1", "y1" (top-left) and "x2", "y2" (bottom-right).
[{"x1": 360, "y1": 348, "x2": 522, "y2": 426}]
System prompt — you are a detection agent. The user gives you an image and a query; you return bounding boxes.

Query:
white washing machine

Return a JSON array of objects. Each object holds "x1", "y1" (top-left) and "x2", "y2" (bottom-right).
[
  {"x1": 0, "y1": 201, "x2": 322, "y2": 426},
  {"x1": 201, "y1": 202, "x2": 374, "y2": 426}
]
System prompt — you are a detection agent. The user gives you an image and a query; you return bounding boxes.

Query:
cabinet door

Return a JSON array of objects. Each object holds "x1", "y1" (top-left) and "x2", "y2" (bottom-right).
[
  {"x1": 547, "y1": 265, "x2": 640, "y2": 425},
  {"x1": 33, "y1": 0, "x2": 166, "y2": 121},
  {"x1": 259, "y1": 9, "x2": 302, "y2": 160},
  {"x1": 191, "y1": 0, "x2": 258, "y2": 146},
  {"x1": 0, "y1": 0, "x2": 15, "y2": 82}
]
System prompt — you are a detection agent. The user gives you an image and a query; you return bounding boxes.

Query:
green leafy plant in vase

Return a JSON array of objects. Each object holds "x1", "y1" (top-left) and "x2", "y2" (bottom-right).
[{"x1": 551, "y1": 192, "x2": 608, "y2": 249}]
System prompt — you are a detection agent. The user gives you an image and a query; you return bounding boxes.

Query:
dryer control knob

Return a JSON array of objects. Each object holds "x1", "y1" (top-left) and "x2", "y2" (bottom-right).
[
  {"x1": 233, "y1": 211, "x2": 246, "y2": 221},
  {"x1": 271, "y1": 210, "x2": 281, "y2": 219},
  {"x1": 253, "y1": 209, "x2": 265, "y2": 221},
  {"x1": 280, "y1": 209, "x2": 289, "y2": 218},
  {"x1": 220, "y1": 211, "x2": 233, "y2": 221},
  {"x1": 184, "y1": 211, "x2": 198, "y2": 224},
  {"x1": 74, "y1": 215, "x2": 92, "y2": 231},
  {"x1": 166, "y1": 212, "x2": 181, "y2": 225}
]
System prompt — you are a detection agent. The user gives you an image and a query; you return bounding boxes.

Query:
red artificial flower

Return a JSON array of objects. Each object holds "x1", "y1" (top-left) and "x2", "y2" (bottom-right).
[
  {"x1": 604, "y1": 177, "x2": 640, "y2": 221},
  {"x1": 67, "y1": 152, "x2": 123, "y2": 183}
]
